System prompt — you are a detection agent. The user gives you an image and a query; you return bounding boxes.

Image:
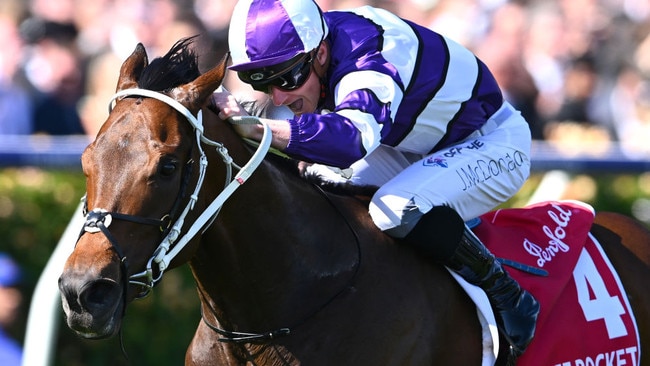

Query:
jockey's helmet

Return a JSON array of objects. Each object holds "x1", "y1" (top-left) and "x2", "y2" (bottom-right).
[{"x1": 228, "y1": 0, "x2": 328, "y2": 72}]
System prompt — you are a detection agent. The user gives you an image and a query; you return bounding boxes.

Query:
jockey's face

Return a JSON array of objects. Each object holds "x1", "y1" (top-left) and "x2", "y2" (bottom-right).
[
  {"x1": 267, "y1": 62, "x2": 322, "y2": 116},
  {"x1": 263, "y1": 42, "x2": 328, "y2": 116}
]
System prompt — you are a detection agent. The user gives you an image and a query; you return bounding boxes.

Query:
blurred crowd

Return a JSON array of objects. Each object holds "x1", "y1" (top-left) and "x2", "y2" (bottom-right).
[{"x1": 0, "y1": 0, "x2": 649, "y2": 153}]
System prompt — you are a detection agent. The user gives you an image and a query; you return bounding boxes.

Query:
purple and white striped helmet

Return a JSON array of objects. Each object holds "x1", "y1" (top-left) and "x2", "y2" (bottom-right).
[{"x1": 228, "y1": 0, "x2": 328, "y2": 71}]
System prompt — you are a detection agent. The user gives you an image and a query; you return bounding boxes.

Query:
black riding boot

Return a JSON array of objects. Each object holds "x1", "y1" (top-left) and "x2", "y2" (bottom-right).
[
  {"x1": 402, "y1": 206, "x2": 539, "y2": 359},
  {"x1": 450, "y1": 225, "x2": 540, "y2": 359}
]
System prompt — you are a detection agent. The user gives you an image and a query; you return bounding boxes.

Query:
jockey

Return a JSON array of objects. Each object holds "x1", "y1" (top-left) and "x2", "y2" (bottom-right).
[{"x1": 213, "y1": 0, "x2": 539, "y2": 358}]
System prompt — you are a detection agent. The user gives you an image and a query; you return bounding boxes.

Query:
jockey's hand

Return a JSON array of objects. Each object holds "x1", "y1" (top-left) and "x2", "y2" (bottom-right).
[{"x1": 211, "y1": 91, "x2": 257, "y2": 139}]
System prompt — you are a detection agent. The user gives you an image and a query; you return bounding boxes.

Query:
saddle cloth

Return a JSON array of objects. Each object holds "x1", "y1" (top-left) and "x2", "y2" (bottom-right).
[{"x1": 455, "y1": 200, "x2": 641, "y2": 366}]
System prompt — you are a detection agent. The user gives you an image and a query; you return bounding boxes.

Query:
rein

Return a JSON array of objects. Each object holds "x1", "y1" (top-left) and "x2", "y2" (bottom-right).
[
  {"x1": 78, "y1": 88, "x2": 272, "y2": 298},
  {"x1": 81, "y1": 87, "x2": 362, "y2": 347}
]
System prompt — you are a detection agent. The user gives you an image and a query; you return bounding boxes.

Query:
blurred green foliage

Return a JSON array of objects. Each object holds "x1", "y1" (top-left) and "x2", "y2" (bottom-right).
[
  {"x1": 506, "y1": 172, "x2": 650, "y2": 226},
  {"x1": 0, "y1": 168, "x2": 648, "y2": 365}
]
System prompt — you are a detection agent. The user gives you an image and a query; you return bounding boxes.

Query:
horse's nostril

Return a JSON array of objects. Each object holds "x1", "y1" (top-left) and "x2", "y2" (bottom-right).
[
  {"x1": 59, "y1": 277, "x2": 83, "y2": 313},
  {"x1": 79, "y1": 279, "x2": 121, "y2": 312}
]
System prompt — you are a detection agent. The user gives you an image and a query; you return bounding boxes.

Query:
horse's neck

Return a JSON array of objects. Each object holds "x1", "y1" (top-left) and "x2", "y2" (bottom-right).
[{"x1": 192, "y1": 145, "x2": 364, "y2": 329}]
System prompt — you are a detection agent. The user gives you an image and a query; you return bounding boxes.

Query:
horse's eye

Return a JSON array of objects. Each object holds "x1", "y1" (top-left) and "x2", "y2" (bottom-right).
[{"x1": 160, "y1": 161, "x2": 177, "y2": 176}]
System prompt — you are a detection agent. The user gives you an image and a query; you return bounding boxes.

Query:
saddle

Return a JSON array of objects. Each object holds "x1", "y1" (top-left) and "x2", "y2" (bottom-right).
[{"x1": 462, "y1": 200, "x2": 640, "y2": 366}]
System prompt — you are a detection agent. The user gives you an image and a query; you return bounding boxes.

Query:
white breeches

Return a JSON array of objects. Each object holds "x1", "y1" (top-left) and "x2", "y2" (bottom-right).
[{"x1": 306, "y1": 102, "x2": 532, "y2": 237}]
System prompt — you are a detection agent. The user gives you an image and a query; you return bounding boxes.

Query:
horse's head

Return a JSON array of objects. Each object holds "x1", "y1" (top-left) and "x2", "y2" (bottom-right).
[{"x1": 58, "y1": 38, "x2": 228, "y2": 339}]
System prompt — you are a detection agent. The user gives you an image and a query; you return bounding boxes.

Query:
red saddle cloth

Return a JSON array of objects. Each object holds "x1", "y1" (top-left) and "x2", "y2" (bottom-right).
[{"x1": 473, "y1": 201, "x2": 640, "y2": 366}]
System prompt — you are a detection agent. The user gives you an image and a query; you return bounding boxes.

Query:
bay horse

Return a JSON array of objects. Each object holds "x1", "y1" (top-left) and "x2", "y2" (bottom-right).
[{"x1": 58, "y1": 38, "x2": 650, "y2": 365}]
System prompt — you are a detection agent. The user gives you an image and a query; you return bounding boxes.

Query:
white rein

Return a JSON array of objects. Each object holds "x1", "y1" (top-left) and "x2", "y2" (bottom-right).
[{"x1": 107, "y1": 87, "x2": 271, "y2": 292}]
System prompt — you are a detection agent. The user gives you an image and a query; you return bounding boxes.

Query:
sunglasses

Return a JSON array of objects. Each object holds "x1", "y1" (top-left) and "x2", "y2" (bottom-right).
[{"x1": 238, "y1": 51, "x2": 315, "y2": 93}]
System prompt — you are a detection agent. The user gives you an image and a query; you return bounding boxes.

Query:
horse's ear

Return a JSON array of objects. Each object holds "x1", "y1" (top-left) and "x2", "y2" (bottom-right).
[
  {"x1": 170, "y1": 52, "x2": 230, "y2": 113},
  {"x1": 116, "y1": 43, "x2": 149, "y2": 92}
]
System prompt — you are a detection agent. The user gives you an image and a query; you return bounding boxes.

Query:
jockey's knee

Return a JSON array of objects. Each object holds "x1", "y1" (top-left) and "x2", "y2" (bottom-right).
[{"x1": 369, "y1": 197, "x2": 423, "y2": 239}]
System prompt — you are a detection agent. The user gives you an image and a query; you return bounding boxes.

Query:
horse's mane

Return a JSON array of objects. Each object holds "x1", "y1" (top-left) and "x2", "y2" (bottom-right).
[
  {"x1": 138, "y1": 36, "x2": 201, "y2": 91},
  {"x1": 302, "y1": 171, "x2": 379, "y2": 198}
]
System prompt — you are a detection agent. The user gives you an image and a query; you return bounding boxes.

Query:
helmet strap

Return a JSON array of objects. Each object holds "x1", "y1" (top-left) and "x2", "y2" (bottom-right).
[
  {"x1": 320, "y1": 78, "x2": 327, "y2": 100},
  {"x1": 317, "y1": 74, "x2": 332, "y2": 111},
  {"x1": 314, "y1": 40, "x2": 329, "y2": 108}
]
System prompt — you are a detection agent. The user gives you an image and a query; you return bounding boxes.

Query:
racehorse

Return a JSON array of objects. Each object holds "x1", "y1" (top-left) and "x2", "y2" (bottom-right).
[{"x1": 58, "y1": 38, "x2": 650, "y2": 365}]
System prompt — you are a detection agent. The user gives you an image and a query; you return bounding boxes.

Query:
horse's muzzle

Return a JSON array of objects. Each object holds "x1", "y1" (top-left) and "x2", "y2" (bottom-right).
[{"x1": 58, "y1": 274, "x2": 124, "y2": 339}]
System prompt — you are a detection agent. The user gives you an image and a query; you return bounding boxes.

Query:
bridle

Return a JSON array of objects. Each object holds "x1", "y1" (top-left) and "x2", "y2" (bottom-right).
[
  {"x1": 78, "y1": 87, "x2": 362, "y2": 347},
  {"x1": 77, "y1": 87, "x2": 271, "y2": 299}
]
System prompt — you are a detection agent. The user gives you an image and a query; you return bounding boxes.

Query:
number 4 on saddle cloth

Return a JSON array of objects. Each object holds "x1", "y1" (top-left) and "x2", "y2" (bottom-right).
[{"x1": 463, "y1": 200, "x2": 640, "y2": 366}]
